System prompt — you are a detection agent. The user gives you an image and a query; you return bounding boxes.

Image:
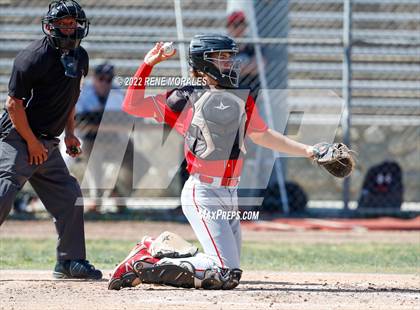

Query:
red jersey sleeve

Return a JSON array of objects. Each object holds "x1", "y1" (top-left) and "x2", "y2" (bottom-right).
[
  {"x1": 121, "y1": 63, "x2": 187, "y2": 133},
  {"x1": 245, "y1": 95, "x2": 268, "y2": 134}
]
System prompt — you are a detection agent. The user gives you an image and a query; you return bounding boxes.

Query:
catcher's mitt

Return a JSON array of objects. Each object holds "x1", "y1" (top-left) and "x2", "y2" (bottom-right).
[{"x1": 312, "y1": 142, "x2": 355, "y2": 178}]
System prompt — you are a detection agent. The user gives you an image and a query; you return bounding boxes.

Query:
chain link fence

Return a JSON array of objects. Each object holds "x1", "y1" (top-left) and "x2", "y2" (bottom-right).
[{"x1": 0, "y1": 0, "x2": 419, "y2": 216}]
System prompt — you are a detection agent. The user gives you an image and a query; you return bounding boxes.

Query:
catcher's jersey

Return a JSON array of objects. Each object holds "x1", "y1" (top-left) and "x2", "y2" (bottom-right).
[{"x1": 122, "y1": 63, "x2": 268, "y2": 177}]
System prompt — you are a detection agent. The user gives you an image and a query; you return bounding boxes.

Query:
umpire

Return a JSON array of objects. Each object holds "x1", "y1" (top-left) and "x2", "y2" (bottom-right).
[{"x1": 0, "y1": 0, "x2": 102, "y2": 279}]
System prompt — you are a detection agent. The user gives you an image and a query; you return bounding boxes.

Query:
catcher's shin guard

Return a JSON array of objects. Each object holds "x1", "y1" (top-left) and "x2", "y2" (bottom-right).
[
  {"x1": 108, "y1": 242, "x2": 159, "y2": 290},
  {"x1": 136, "y1": 262, "x2": 197, "y2": 289},
  {"x1": 136, "y1": 263, "x2": 242, "y2": 290}
]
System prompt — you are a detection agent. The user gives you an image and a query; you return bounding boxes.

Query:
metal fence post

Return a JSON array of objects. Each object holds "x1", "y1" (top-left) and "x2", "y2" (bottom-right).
[
  {"x1": 342, "y1": 0, "x2": 353, "y2": 212},
  {"x1": 174, "y1": 0, "x2": 188, "y2": 78}
]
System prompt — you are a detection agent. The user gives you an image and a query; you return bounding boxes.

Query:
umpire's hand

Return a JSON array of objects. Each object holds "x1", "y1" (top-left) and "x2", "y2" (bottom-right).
[
  {"x1": 64, "y1": 134, "x2": 82, "y2": 158},
  {"x1": 27, "y1": 138, "x2": 48, "y2": 165}
]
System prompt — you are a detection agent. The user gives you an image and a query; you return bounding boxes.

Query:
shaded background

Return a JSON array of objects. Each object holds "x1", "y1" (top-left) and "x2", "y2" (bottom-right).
[{"x1": 0, "y1": 0, "x2": 419, "y2": 217}]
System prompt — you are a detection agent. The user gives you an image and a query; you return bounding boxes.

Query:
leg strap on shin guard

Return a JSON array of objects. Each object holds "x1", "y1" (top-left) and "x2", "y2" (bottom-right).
[{"x1": 136, "y1": 264, "x2": 199, "y2": 289}]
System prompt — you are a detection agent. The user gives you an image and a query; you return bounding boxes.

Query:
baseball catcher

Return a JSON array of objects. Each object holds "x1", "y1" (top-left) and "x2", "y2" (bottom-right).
[{"x1": 108, "y1": 35, "x2": 354, "y2": 290}]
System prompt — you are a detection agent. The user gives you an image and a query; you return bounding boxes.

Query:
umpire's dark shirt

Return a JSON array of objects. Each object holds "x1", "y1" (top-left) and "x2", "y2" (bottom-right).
[{"x1": 0, "y1": 36, "x2": 88, "y2": 140}]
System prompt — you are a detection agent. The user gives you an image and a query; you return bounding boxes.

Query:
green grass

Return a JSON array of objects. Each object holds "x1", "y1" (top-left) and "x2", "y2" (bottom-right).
[
  {"x1": 0, "y1": 238, "x2": 419, "y2": 273},
  {"x1": 241, "y1": 242, "x2": 420, "y2": 273}
]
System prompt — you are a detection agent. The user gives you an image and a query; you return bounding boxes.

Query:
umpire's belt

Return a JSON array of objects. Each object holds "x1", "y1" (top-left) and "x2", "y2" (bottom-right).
[{"x1": 193, "y1": 174, "x2": 240, "y2": 187}]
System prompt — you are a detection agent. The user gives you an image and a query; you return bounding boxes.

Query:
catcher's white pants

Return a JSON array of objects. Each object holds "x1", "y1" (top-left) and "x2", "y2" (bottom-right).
[{"x1": 161, "y1": 175, "x2": 241, "y2": 275}]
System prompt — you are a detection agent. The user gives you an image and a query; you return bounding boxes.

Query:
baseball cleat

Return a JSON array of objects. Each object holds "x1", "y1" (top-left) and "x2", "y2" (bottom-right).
[
  {"x1": 200, "y1": 268, "x2": 242, "y2": 290},
  {"x1": 108, "y1": 242, "x2": 159, "y2": 290},
  {"x1": 108, "y1": 271, "x2": 139, "y2": 290},
  {"x1": 53, "y1": 260, "x2": 102, "y2": 280}
]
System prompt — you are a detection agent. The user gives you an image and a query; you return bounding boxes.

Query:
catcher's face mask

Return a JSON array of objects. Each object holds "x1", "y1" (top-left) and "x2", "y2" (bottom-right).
[{"x1": 204, "y1": 50, "x2": 241, "y2": 88}]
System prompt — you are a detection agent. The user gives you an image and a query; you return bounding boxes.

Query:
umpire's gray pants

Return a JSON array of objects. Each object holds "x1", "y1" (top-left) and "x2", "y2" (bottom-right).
[{"x1": 0, "y1": 129, "x2": 86, "y2": 260}]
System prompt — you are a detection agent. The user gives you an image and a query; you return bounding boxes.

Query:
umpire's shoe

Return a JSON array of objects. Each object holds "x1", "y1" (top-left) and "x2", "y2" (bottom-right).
[{"x1": 53, "y1": 260, "x2": 103, "y2": 280}]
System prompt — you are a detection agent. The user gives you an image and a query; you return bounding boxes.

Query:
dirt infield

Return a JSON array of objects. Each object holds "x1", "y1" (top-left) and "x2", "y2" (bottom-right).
[{"x1": 1, "y1": 270, "x2": 419, "y2": 310}]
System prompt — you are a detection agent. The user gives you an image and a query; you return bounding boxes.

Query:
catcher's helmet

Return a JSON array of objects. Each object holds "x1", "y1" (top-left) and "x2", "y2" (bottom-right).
[
  {"x1": 42, "y1": 0, "x2": 89, "y2": 50},
  {"x1": 189, "y1": 34, "x2": 240, "y2": 88}
]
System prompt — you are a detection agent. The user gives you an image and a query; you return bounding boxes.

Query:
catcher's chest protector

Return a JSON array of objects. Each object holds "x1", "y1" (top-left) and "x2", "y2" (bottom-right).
[{"x1": 186, "y1": 90, "x2": 247, "y2": 160}]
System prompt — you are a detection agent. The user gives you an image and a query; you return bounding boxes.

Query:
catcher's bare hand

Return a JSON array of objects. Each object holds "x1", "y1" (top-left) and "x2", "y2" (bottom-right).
[
  {"x1": 144, "y1": 42, "x2": 176, "y2": 66},
  {"x1": 312, "y1": 142, "x2": 355, "y2": 178}
]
